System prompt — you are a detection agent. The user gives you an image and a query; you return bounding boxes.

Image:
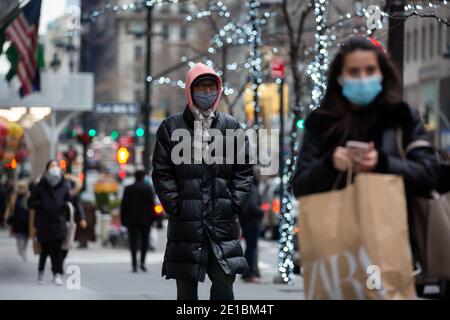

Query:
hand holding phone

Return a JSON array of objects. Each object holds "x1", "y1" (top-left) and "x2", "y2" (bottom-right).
[{"x1": 345, "y1": 140, "x2": 370, "y2": 162}]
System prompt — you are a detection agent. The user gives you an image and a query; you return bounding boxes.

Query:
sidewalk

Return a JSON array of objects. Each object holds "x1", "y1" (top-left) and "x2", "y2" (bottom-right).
[{"x1": 0, "y1": 228, "x2": 304, "y2": 300}]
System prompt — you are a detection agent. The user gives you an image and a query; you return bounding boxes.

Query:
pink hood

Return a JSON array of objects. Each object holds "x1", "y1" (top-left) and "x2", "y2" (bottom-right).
[{"x1": 185, "y1": 63, "x2": 223, "y2": 112}]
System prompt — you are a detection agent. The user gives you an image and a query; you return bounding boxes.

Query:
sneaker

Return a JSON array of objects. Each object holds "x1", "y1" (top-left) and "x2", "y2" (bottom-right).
[
  {"x1": 53, "y1": 274, "x2": 64, "y2": 286},
  {"x1": 37, "y1": 272, "x2": 45, "y2": 285}
]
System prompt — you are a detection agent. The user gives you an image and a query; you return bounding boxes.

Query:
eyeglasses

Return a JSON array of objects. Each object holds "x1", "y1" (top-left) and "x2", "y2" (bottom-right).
[{"x1": 193, "y1": 81, "x2": 217, "y2": 92}]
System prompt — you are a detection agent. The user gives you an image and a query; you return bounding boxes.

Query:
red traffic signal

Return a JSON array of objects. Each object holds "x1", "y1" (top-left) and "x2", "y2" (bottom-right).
[{"x1": 76, "y1": 132, "x2": 93, "y2": 145}]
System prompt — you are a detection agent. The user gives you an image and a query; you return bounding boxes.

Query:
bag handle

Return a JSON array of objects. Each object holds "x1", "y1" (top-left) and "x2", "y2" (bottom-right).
[
  {"x1": 66, "y1": 202, "x2": 75, "y2": 223},
  {"x1": 332, "y1": 168, "x2": 353, "y2": 190}
]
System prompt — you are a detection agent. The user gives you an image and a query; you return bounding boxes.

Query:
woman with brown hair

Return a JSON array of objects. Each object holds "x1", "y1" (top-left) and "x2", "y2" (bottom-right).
[{"x1": 292, "y1": 36, "x2": 440, "y2": 265}]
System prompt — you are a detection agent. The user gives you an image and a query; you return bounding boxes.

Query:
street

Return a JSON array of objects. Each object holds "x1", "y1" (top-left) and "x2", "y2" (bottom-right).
[{"x1": 0, "y1": 228, "x2": 304, "y2": 300}]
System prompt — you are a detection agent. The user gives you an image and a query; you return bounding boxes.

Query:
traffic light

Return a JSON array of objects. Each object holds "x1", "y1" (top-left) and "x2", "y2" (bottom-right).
[
  {"x1": 117, "y1": 147, "x2": 130, "y2": 164},
  {"x1": 10, "y1": 158, "x2": 17, "y2": 170},
  {"x1": 135, "y1": 127, "x2": 144, "y2": 137},
  {"x1": 88, "y1": 129, "x2": 97, "y2": 137},
  {"x1": 111, "y1": 130, "x2": 119, "y2": 140},
  {"x1": 296, "y1": 119, "x2": 305, "y2": 129}
]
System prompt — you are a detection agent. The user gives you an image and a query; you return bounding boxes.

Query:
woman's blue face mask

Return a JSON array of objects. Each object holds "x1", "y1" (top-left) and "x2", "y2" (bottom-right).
[{"x1": 339, "y1": 75, "x2": 383, "y2": 106}]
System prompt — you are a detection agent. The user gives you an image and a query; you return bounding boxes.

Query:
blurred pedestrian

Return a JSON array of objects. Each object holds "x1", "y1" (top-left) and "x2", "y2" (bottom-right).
[
  {"x1": 152, "y1": 63, "x2": 252, "y2": 300},
  {"x1": 4, "y1": 180, "x2": 30, "y2": 261},
  {"x1": 292, "y1": 36, "x2": 439, "y2": 264},
  {"x1": 75, "y1": 200, "x2": 97, "y2": 249},
  {"x1": 29, "y1": 160, "x2": 72, "y2": 285},
  {"x1": 120, "y1": 170, "x2": 156, "y2": 273},
  {"x1": 239, "y1": 175, "x2": 264, "y2": 283},
  {"x1": 61, "y1": 173, "x2": 87, "y2": 264},
  {"x1": 0, "y1": 178, "x2": 15, "y2": 228}
]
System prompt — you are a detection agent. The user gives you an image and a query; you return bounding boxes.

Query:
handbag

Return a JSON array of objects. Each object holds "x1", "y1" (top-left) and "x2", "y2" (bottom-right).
[
  {"x1": 33, "y1": 238, "x2": 41, "y2": 255},
  {"x1": 396, "y1": 128, "x2": 450, "y2": 279},
  {"x1": 62, "y1": 202, "x2": 77, "y2": 250}
]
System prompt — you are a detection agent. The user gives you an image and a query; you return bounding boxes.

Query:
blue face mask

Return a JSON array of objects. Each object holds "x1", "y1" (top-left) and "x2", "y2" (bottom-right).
[
  {"x1": 192, "y1": 91, "x2": 218, "y2": 110},
  {"x1": 341, "y1": 75, "x2": 383, "y2": 106}
]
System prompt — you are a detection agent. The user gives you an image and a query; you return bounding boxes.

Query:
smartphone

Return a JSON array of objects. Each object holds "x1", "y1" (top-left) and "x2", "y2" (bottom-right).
[
  {"x1": 345, "y1": 140, "x2": 370, "y2": 150},
  {"x1": 346, "y1": 140, "x2": 370, "y2": 160}
]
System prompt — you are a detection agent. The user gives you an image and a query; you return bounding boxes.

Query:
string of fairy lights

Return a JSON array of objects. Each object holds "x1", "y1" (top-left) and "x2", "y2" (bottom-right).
[
  {"x1": 76, "y1": 0, "x2": 450, "y2": 285},
  {"x1": 79, "y1": 0, "x2": 449, "y2": 94}
]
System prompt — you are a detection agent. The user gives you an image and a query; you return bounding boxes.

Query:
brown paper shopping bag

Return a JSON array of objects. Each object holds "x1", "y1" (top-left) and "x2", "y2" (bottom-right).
[{"x1": 298, "y1": 173, "x2": 416, "y2": 300}]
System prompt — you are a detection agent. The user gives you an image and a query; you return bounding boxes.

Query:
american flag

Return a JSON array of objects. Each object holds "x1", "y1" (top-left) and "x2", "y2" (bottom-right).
[{"x1": 6, "y1": 0, "x2": 42, "y2": 97}]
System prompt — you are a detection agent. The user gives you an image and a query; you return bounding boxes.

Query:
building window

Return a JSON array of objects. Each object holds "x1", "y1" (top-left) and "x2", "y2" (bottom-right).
[
  {"x1": 161, "y1": 5, "x2": 170, "y2": 14},
  {"x1": 429, "y1": 23, "x2": 434, "y2": 58},
  {"x1": 134, "y1": 67, "x2": 143, "y2": 83},
  {"x1": 413, "y1": 29, "x2": 418, "y2": 61},
  {"x1": 162, "y1": 24, "x2": 169, "y2": 40},
  {"x1": 179, "y1": 3, "x2": 189, "y2": 14},
  {"x1": 180, "y1": 25, "x2": 187, "y2": 40},
  {"x1": 406, "y1": 32, "x2": 411, "y2": 63},
  {"x1": 134, "y1": 46, "x2": 143, "y2": 61},
  {"x1": 135, "y1": 90, "x2": 143, "y2": 102},
  {"x1": 422, "y1": 26, "x2": 426, "y2": 61}
]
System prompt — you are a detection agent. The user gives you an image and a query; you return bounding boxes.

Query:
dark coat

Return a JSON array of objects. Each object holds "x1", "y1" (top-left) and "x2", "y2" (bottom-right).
[
  {"x1": 5, "y1": 193, "x2": 29, "y2": 235},
  {"x1": 292, "y1": 101, "x2": 440, "y2": 198},
  {"x1": 152, "y1": 106, "x2": 253, "y2": 282},
  {"x1": 28, "y1": 177, "x2": 71, "y2": 243},
  {"x1": 75, "y1": 202, "x2": 97, "y2": 242},
  {"x1": 120, "y1": 181, "x2": 156, "y2": 227}
]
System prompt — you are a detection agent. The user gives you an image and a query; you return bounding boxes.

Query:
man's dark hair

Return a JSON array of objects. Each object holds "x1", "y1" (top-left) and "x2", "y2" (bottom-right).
[{"x1": 135, "y1": 170, "x2": 147, "y2": 182}]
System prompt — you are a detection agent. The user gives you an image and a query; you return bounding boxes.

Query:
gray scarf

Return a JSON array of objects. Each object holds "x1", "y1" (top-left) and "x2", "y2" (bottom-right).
[{"x1": 191, "y1": 105, "x2": 215, "y2": 163}]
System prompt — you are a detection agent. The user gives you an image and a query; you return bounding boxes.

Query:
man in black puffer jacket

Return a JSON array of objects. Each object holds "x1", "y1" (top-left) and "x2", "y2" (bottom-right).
[{"x1": 152, "y1": 63, "x2": 252, "y2": 300}]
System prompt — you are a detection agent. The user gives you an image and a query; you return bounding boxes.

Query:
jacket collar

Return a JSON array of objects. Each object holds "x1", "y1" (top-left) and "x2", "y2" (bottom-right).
[{"x1": 182, "y1": 105, "x2": 220, "y2": 128}]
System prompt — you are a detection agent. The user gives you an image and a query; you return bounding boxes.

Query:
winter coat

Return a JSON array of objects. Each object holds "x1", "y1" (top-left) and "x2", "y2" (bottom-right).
[
  {"x1": 120, "y1": 181, "x2": 156, "y2": 227},
  {"x1": 152, "y1": 63, "x2": 252, "y2": 282},
  {"x1": 292, "y1": 101, "x2": 440, "y2": 198},
  {"x1": 28, "y1": 177, "x2": 71, "y2": 243}
]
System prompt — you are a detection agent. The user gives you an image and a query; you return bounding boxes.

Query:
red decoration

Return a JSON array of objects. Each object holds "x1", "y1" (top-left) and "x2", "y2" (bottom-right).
[{"x1": 270, "y1": 57, "x2": 285, "y2": 79}]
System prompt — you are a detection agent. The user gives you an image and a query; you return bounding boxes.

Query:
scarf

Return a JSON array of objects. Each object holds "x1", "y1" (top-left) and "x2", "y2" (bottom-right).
[{"x1": 191, "y1": 105, "x2": 215, "y2": 163}]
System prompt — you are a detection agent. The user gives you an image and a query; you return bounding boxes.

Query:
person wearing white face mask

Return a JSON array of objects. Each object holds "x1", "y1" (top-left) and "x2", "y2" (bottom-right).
[{"x1": 29, "y1": 160, "x2": 72, "y2": 285}]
